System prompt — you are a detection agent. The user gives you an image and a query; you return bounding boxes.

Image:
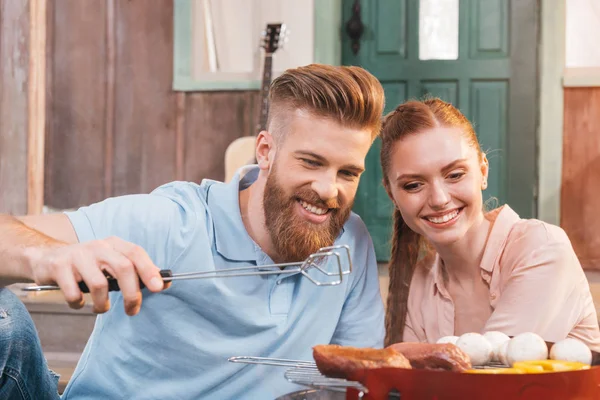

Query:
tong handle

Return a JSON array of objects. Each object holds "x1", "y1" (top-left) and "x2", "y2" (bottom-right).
[{"x1": 77, "y1": 269, "x2": 173, "y2": 293}]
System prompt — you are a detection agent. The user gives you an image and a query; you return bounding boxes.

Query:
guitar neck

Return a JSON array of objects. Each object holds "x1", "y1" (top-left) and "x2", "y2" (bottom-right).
[{"x1": 256, "y1": 54, "x2": 273, "y2": 134}]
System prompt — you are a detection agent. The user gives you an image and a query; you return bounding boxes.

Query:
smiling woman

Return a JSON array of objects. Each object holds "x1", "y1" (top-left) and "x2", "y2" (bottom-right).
[{"x1": 381, "y1": 98, "x2": 600, "y2": 354}]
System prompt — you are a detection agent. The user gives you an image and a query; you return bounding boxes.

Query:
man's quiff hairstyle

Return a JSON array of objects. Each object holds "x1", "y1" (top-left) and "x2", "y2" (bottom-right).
[{"x1": 266, "y1": 64, "x2": 385, "y2": 141}]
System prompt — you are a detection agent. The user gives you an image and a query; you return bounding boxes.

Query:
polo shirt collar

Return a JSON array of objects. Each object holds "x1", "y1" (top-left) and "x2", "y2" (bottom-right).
[
  {"x1": 207, "y1": 165, "x2": 348, "y2": 264},
  {"x1": 207, "y1": 165, "x2": 262, "y2": 262}
]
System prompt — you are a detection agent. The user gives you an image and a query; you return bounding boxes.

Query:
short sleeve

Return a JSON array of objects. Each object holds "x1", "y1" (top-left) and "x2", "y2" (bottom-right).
[
  {"x1": 330, "y1": 216, "x2": 385, "y2": 348},
  {"x1": 64, "y1": 182, "x2": 201, "y2": 271},
  {"x1": 484, "y1": 225, "x2": 593, "y2": 343}
]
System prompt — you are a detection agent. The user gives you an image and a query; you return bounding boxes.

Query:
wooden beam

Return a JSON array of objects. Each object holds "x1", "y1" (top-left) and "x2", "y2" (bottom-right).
[
  {"x1": 27, "y1": 0, "x2": 47, "y2": 215},
  {"x1": 175, "y1": 92, "x2": 186, "y2": 181},
  {"x1": 104, "y1": 0, "x2": 116, "y2": 198},
  {"x1": 0, "y1": 0, "x2": 30, "y2": 215}
]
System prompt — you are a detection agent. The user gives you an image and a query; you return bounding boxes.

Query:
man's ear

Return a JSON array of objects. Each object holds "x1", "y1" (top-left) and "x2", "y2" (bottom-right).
[{"x1": 256, "y1": 130, "x2": 275, "y2": 171}]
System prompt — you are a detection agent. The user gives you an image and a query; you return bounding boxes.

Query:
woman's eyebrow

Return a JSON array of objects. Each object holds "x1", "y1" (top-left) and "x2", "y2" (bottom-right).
[
  {"x1": 395, "y1": 159, "x2": 469, "y2": 182},
  {"x1": 441, "y1": 159, "x2": 468, "y2": 174}
]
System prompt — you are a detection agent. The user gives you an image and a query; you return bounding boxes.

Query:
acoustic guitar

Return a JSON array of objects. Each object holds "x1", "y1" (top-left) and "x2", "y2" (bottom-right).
[{"x1": 224, "y1": 23, "x2": 287, "y2": 182}]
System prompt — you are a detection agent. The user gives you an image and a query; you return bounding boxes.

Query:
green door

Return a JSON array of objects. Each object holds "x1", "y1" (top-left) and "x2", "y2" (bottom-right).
[{"x1": 343, "y1": 0, "x2": 538, "y2": 261}]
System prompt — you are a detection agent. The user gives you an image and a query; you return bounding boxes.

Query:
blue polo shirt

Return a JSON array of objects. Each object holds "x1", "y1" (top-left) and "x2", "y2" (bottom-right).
[{"x1": 61, "y1": 166, "x2": 385, "y2": 400}]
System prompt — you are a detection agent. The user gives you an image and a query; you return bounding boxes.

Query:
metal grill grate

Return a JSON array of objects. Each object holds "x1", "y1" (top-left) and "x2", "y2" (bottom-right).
[{"x1": 283, "y1": 365, "x2": 368, "y2": 393}]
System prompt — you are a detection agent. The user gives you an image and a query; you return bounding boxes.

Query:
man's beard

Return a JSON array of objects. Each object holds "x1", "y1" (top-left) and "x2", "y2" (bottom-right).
[{"x1": 262, "y1": 166, "x2": 353, "y2": 263}]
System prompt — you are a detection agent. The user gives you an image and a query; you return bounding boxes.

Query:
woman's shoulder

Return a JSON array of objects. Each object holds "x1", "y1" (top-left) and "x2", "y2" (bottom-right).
[
  {"x1": 498, "y1": 210, "x2": 578, "y2": 274},
  {"x1": 507, "y1": 215, "x2": 571, "y2": 249}
]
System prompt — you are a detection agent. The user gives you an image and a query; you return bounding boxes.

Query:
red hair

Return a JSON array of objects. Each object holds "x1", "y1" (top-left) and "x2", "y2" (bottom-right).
[
  {"x1": 267, "y1": 64, "x2": 385, "y2": 141},
  {"x1": 381, "y1": 98, "x2": 483, "y2": 346}
]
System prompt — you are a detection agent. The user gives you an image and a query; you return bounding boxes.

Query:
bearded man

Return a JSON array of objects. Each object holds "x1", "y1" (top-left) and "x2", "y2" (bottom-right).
[{"x1": 0, "y1": 63, "x2": 386, "y2": 399}]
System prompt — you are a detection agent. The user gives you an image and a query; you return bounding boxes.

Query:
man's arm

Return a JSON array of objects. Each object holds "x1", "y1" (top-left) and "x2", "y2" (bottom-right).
[
  {"x1": 0, "y1": 214, "x2": 74, "y2": 283},
  {"x1": 0, "y1": 212, "x2": 165, "y2": 315},
  {"x1": 18, "y1": 213, "x2": 80, "y2": 244}
]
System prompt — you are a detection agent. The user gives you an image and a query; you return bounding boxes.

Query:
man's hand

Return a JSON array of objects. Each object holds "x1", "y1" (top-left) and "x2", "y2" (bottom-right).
[{"x1": 26, "y1": 236, "x2": 167, "y2": 316}]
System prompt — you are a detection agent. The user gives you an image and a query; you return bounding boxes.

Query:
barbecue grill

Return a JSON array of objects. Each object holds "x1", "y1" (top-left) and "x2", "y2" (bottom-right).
[{"x1": 230, "y1": 356, "x2": 600, "y2": 400}]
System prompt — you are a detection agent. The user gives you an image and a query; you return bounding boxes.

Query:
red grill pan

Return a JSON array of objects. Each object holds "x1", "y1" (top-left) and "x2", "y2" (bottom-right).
[{"x1": 344, "y1": 366, "x2": 600, "y2": 400}]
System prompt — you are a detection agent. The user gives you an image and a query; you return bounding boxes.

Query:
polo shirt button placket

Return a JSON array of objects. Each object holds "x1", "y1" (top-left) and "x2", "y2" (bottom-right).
[{"x1": 270, "y1": 276, "x2": 293, "y2": 316}]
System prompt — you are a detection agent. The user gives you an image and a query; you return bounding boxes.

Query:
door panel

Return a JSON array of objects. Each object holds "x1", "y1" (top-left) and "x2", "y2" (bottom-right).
[
  {"x1": 343, "y1": 0, "x2": 538, "y2": 261},
  {"x1": 470, "y1": 81, "x2": 508, "y2": 210},
  {"x1": 421, "y1": 81, "x2": 459, "y2": 104},
  {"x1": 469, "y1": 0, "x2": 509, "y2": 59},
  {"x1": 375, "y1": 0, "x2": 407, "y2": 56}
]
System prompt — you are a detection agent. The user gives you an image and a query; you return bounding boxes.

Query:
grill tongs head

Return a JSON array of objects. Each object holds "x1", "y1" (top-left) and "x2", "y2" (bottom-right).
[
  {"x1": 22, "y1": 244, "x2": 353, "y2": 293},
  {"x1": 228, "y1": 356, "x2": 369, "y2": 394}
]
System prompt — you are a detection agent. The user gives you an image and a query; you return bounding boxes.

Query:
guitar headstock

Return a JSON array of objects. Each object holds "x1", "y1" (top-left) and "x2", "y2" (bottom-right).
[{"x1": 261, "y1": 23, "x2": 287, "y2": 54}]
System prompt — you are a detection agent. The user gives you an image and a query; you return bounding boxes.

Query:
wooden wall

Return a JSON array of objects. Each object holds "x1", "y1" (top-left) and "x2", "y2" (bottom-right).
[
  {"x1": 0, "y1": 0, "x2": 260, "y2": 214},
  {"x1": 40, "y1": 0, "x2": 258, "y2": 210},
  {"x1": 0, "y1": 0, "x2": 30, "y2": 215},
  {"x1": 561, "y1": 87, "x2": 600, "y2": 271}
]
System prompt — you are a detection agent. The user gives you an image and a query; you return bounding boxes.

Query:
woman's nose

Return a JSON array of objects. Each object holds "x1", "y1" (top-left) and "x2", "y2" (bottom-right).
[{"x1": 428, "y1": 181, "x2": 451, "y2": 209}]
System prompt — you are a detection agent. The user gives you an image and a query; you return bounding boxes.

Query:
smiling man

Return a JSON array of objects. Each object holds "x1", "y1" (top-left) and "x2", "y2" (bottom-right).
[{"x1": 0, "y1": 64, "x2": 386, "y2": 399}]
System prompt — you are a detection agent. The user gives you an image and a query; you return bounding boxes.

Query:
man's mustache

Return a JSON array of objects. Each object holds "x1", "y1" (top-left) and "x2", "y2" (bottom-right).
[{"x1": 294, "y1": 188, "x2": 341, "y2": 210}]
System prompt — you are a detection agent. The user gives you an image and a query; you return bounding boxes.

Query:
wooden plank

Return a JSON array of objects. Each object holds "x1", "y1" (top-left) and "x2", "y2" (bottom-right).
[
  {"x1": 112, "y1": 0, "x2": 177, "y2": 195},
  {"x1": 27, "y1": 0, "x2": 47, "y2": 215},
  {"x1": 175, "y1": 92, "x2": 186, "y2": 181},
  {"x1": 44, "y1": 0, "x2": 107, "y2": 209},
  {"x1": 0, "y1": 0, "x2": 30, "y2": 215},
  {"x1": 561, "y1": 87, "x2": 600, "y2": 270},
  {"x1": 43, "y1": 0, "x2": 55, "y2": 209},
  {"x1": 184, "y1": 91, "x2": 258, "y2": 183},
  {"x1": 39, "y1": 0, "x2": 263, "y2": 208},
  {"x1": 103, "y1": 0, "x2": 116, "y2": 198}
]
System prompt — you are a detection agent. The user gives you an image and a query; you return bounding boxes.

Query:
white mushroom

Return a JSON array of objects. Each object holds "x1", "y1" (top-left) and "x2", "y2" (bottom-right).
[
  {"x1": 436, "y1": 336, "x2": 459, "y2": 345},
  {"x1": 550, "y1": 338, "x2": 592, "y2": 365},
  {"x1": 455, "y1": 332, "x2": 493, "y2": 366},
  {"x1": 483, "y1": 331, "x2": 511, "y2": 363},
  {"x1": 498, "y1": 339, "x2": 510, "y2": 366},
  {"x1": 506, "y1": 332, "x2": 548, "y2": 366}
]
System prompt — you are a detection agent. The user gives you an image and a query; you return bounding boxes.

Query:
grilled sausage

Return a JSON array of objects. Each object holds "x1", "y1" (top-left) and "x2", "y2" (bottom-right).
[
  {"x1": 313, "y1": 344, "x2": 411, "y2": 379},
  {"x1": 387, "y1": 342, "x2": 472, "y2": 372}
]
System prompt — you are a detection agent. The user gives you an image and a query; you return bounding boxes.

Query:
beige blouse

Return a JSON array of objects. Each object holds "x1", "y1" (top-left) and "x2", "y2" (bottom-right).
[{"x1": 404, "y1": 205, "x2": 600, "y2": 352}]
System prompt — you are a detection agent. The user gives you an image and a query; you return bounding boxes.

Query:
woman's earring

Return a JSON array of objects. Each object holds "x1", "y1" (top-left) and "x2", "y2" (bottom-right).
[{"x1": 482, "y1": 179, "x2": 487, "y2": 190}]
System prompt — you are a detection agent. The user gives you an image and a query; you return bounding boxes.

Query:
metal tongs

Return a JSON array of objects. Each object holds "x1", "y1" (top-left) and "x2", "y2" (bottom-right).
[{"x1": 22, "y1": 245, "x2": 352, "y2": 293}]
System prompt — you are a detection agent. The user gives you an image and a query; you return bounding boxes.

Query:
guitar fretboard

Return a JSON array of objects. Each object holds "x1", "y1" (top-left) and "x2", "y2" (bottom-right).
[{"x1": 257, "y1": 54, "x2": 273, "y2": 134}]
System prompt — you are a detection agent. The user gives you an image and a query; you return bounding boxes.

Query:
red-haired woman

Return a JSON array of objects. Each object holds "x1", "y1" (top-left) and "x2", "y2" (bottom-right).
[{"x1": 381, "y1": 98, "x2": 600, "y2": 352}]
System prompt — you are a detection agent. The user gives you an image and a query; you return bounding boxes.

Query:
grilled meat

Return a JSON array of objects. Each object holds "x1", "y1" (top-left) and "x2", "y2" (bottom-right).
[
  {"x1": 313, "y1": 344, "x2": 411, "y2": 379},
  {"x1": 387, "y1": 342, "x2": 472, "y2": 371}
]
